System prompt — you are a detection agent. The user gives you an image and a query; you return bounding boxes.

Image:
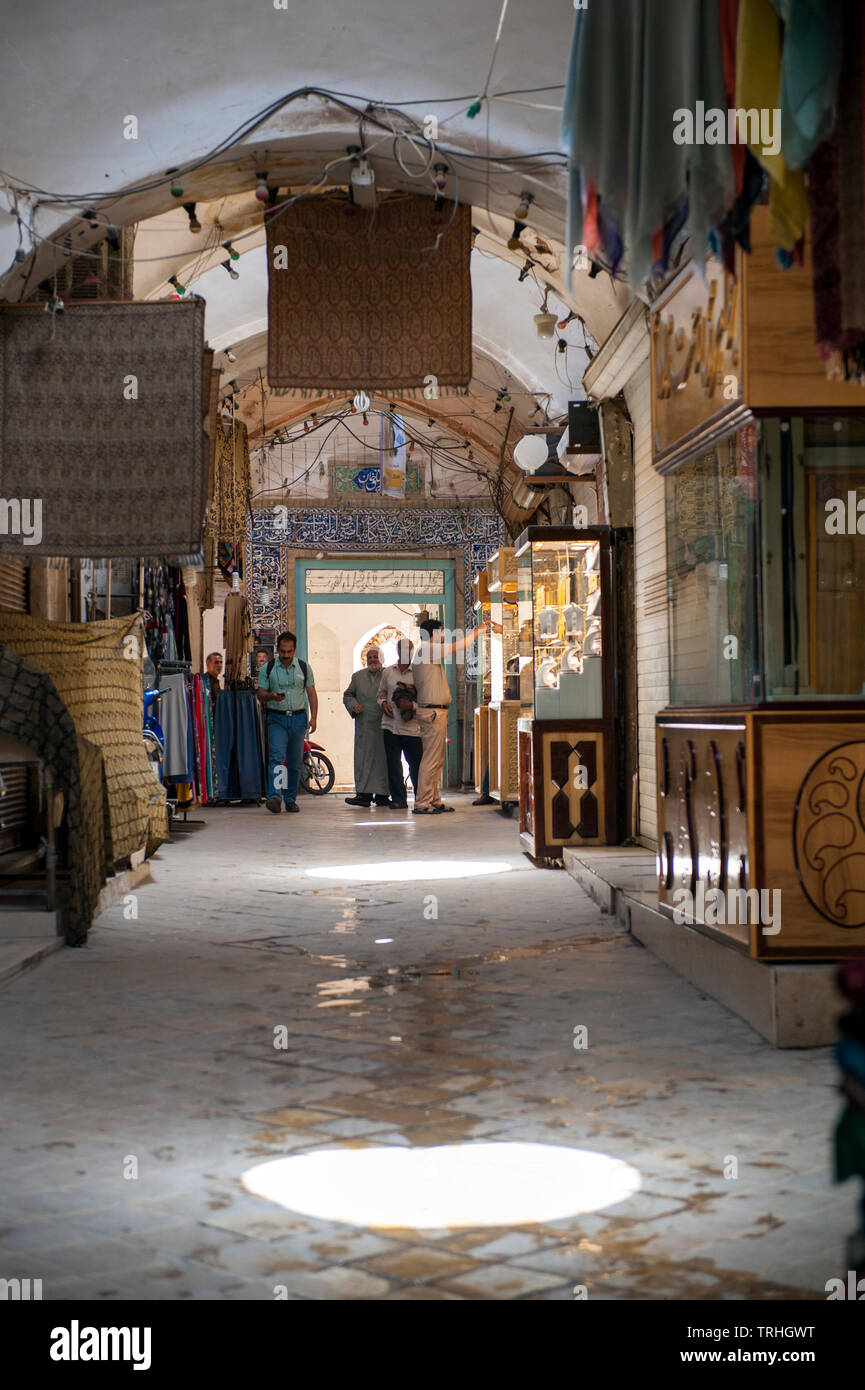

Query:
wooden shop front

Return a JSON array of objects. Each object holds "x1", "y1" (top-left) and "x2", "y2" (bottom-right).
[{"x1": 652, "y1": 207, "x2": 865, "y2": 960}]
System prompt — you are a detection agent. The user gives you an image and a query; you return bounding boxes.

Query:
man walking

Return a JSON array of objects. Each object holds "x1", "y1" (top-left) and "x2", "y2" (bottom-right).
[
  {"x1": 378, "y1": 638, "x2": 422, "y2": 809},
  {"x1": 412, "y1": 617, "x2": 479, "y2": 815},
  {"x1": 343, "y1": 646, "x2": 389, "y2": 808},
  {"x1": 257, "y1": 630, "x2": 317, "y2": 815}
]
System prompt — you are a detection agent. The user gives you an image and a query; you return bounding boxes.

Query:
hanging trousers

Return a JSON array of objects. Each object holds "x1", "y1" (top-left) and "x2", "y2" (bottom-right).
[{"x1": 214, "y1": 690, "x2": 264, "y2": 799}]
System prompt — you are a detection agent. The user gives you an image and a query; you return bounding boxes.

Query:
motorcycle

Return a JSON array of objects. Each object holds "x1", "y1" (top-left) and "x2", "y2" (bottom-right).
[{"x1": 300, "y1": 737, "x2": 335, "y2": 795}]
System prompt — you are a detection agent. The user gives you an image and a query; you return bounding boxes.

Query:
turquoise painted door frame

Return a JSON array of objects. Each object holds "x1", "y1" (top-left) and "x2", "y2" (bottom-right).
[{"x1": 295, "y1": 558, "x2": 459, "y2": 785}]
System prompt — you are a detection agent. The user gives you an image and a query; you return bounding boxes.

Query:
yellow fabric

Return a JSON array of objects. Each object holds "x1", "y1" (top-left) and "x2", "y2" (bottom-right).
[
  {"x1": 0, "y1": 610, "x2": 167, "y2": 864},
  {"x1": 736, "y1": 0, "x2": 807, "y2": 249}
]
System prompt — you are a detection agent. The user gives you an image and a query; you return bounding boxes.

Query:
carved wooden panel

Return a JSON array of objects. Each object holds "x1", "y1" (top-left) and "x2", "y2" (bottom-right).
[
  {"x1": 497, "y1": 701, "x2": 522, "y2": 802},
  {"x1": 541, "y1": 730, "x2": 605, "y2": 849},
  {"x1": 657, "y1": 721, "x2": 749, "y2": 947},
  {"x1": 754, "y1": 715, "x2": 865, "y2": 958},
  {"x1": 518, "y1": 728, "x2": 534, "y2": 836}
]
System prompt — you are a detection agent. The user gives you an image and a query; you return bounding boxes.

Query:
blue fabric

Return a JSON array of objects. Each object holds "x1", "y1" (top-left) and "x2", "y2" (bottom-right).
[
  {"x1": 836, "y1": 1035, "x2": 865, "y2": 1089},
  {"x1": 215, "y1": 690, "x2": 264, "y2": 799},
  {"x1": 383, "y1": 728, "x2": 422, "y2": 803},
  {"x1": 267, "y1": 709, "x2": 307, "y2": 804},
  {"x1": 772, "y1": 0, "x2": 843, "y2": 171}
]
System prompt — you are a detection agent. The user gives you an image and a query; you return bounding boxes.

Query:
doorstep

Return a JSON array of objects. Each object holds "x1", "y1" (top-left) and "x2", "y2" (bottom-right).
[{"x1": 563, "y1": 847, "x2": 840, "y2": 1049}]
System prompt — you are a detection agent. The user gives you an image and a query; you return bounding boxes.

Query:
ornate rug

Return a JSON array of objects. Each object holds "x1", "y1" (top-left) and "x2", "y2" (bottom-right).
[
  {"x1": 0, "y1": 301, "x2": 207, "y2": 557},
  {"x1": 266, "y1": 194, "x2": 472, "y2": 390}
]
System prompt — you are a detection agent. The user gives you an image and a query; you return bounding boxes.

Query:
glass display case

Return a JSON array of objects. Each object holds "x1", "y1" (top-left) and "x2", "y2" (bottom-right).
[
  {"x1": 487, "y1": 548, "x2": 526, "y2": 805},
  {"x1": 516, "y1": 532, "x2": 607, "y2": 720},
  {"x1": 515, "y1": 526, "x2": 631, "y2": 862}
]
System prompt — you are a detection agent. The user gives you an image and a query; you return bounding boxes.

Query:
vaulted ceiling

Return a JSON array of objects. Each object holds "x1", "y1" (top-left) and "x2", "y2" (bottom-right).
[{"x1": 0, "y1": 0, "x2": 631, "y2": 495}]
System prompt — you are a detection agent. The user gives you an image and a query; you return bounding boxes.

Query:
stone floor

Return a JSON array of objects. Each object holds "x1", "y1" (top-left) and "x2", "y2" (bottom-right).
[{"x1": 0, "y1": 792, "x2": 856, "y2": 1301}]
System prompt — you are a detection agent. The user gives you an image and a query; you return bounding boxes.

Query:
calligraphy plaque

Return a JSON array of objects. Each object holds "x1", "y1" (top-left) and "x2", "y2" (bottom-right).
[{"x1": 305, "y1": 568, "x2": 445, "y2": 595}]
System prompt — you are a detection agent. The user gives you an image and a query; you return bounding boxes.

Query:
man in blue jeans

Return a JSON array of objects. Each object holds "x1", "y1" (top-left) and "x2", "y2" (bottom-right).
[{"x1": 256, "y1": 630, "x2": 318, "y2": 814}]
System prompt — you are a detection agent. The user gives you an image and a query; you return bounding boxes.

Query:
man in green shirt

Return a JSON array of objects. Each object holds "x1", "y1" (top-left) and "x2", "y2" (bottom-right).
[{"x1": 256, "y1": 630, "x2": 318, "y2": 814}]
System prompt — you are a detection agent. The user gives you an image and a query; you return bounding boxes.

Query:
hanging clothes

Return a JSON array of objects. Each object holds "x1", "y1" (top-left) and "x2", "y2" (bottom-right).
[
  {"x1": 561, "y1": 0, "x2": 734, "y2": 290},
  {"x1": 223, "y1": 590, "x2": 252, "y2": 684},
  {"x1": 214, "y1": 689, "x2": 265, "y2": 800},
  {"x1": 159, "y1": 673, "x2": 191, "y2": 780},
  {"x1": 736, "y1": 0, "x2": 807, "y2": 250},
  {"x1": 771, "y1": 0, "x2": 843, "y2": 172}
]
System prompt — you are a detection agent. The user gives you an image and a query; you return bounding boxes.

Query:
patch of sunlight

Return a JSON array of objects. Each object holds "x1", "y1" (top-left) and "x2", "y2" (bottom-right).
[
  {"x1": 242, "y1": 1142, "x2": 641, "y2": 1228},
  {"x1": 306, "y1": 859, "x2": 511, "y2": 882}
]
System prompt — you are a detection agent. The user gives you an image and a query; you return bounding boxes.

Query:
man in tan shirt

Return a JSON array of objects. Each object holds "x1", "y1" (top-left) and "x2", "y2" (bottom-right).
[{"x1": 411, "y1": 617, "x2": 481, "y2": 814}]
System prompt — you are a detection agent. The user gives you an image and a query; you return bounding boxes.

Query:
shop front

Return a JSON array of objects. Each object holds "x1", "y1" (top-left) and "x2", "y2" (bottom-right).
[{"x1": 653, "y1": 212, "x2": 865, "y2": 960}]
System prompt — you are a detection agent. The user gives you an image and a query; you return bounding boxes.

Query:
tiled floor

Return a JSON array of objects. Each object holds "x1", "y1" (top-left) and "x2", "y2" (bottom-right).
[{"x1": 0, "y1": 793, "x2": 856, "y2": 1300}]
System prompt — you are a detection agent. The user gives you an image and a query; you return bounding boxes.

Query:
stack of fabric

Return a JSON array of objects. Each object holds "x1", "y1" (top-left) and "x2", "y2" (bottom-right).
[
  {"x1": 562, "y1": 1, "x2": 855, "y2": 373},
  {"x1": 835, "y1": 959, "x2": 865, "y2": 1275}
]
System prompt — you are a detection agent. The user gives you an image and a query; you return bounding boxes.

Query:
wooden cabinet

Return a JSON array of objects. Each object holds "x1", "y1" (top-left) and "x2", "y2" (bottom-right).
[{"x1": 657, "y1": 707, "x2": 865, "y2": 960}]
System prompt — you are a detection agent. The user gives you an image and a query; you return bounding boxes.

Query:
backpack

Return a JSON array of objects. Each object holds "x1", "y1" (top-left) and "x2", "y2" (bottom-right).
[{"x1": 265, "y1": 656, "x2": 309, "y2": 688}]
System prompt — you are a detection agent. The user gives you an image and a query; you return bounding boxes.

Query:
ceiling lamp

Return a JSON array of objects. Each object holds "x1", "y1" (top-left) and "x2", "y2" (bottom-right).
[
  {"x1": 557, "y1": 400, "x2": 604, "y2": 475},
  {"x1": 255, "y1": 171, "x2": 270, "y2": 203},
  {"x1": 513, "y1": 434, "x2": 549, "y2": 474},
  {"x1": 350, "y1": 157, "x2": 376, "y2": 209},
  {"x1": 222, "y1": 260, "x2": 239, "y2": 280},
  {"x1": 223, "y1": 348, "x2": 237, "y2": 363},
  {"x1": 534, "y1": 289, "x2": 557, "y2": 339},
  {"x1": 353, "y1": 390, "x2": 370, "y2": 413}
]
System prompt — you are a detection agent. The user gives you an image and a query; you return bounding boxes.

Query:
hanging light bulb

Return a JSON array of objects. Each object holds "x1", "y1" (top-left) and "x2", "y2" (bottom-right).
[
  {"x1": 362, "y1": 412, "x2": 369, "y2": 427},
  {"x1": 515, "y1": 192, "x2": 533, "y2": 222},
  {"x1": 353, "y1": 390, "x2": 370, "y2": 413},
  {"x1": 557, "y1": 337, "x2": 568, "y2": 354},
  {"x1": 105, "y1": 225, "x2": 120, "y2": 249},
  {"x1": 518, "y1": 259, "x2": 534, "y2": 283},
  {"x1": 255, "y1": 171, "x2": 269, "y2": 203},
  {"x1": 183, "y1": 203, "x2": 201, "y2": 234},
  {"x1": 222, "y1": 241, "x2": 240, "y2": 261},
  {"x1": 224, "y1": 348, "x2": 237, "y2": 364},
  {"x1": 168, "y1": 275, "x2": 186, "y2": 295},
  {"x1": 350, "y1": 156, "x2": 376, "y2": 209},
  {"x1": 303, "y1": 420, "x2": 310, "y2": 433},
  {"x1": 312, "y1": 412, "x2": 319, "y2": 427},
  {"x1": 573, "y1": 245, "x2": 592, "y2": 274},
  {"x1": 408, "y1": 440, "x2": 416, "y2": 454},
  {"x1": 170, "y1": 181, "x2": 184, "y2": 198},
  {"x1": 433, "y1": 163, "x2": 449, "y2": 213},
  {"x1": 471, "y1": 225, "x2": 480, "y2": 248},
  {"x1": 508, "y1": 221, "x2": 525, "y2": 252},
  {"x1": 534, "y1": 288, "x2": 557, "y2": 339},
  {"x1": 558, "y1": 310, "x2": 577, "y2": 330},
  {"x1": 222, "y1": 260, "x2": 240, "y2": 280},
  {"x1": 467, "y1": 448, "x2": 474, "y2": 462}
]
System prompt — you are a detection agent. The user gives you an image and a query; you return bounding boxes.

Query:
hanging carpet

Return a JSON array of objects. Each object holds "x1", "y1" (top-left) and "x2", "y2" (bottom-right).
[
  {"x1": 0, "y1": 609, "x2": 167, "y2": 866},
  {"x1": 265, "y1": 194, "x2": 472, "y2": 390},
  {"x1": 0, "y1": 300, "x2": 207, "y2": 557}
]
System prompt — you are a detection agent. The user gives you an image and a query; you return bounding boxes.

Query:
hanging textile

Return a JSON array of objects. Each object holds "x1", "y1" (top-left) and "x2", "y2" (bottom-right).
[
  {"x1": 0, "y1": 644, "x2": 107, "y2": 945},
  {"x1": 0, "y1": 301, "x2": 207, "y2": 557},
  {"x1": 735, "y1": 0, "x2": 807, "y2": 251},
  {"x1": 223, "y1": 590, "x2": 252, "y2": 684},
  {"x1": 771, "y1": 0, "x2": 843, "y2": 171},
  {"x1": 203, "y1": 414, "x2": 252, "y2": 601},
  {"x1": 159, "y1": 673, "x2": 191, "y2": 780},
  {"x1": 213, "y1": 689, "x2": 265, "y2": 800},
  {"x1": 561, "y1": 0, "x2": 734, "y2": 290},
  {"x1": 265, "y1": 193, "x2": 472, "y2": 390},
  {"x1": 0, "y1": 610, "x2": 167, "y2": 865}
]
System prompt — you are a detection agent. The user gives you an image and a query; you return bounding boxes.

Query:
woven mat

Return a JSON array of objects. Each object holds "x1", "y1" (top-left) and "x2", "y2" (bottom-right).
[
  {"x1": 0, "y1": 301, "x2": 207, "y2": 557},
  {"x1": 266, "y1": 195, "x2": 472, "y2": 390},
  {"x1": 0, "y1": 643, "x2": 107, "y2": 944},
  {"x1": 0, "y1": 610, "x2": 167, "y2": 866}
]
